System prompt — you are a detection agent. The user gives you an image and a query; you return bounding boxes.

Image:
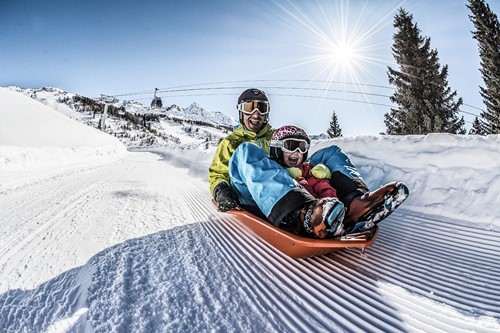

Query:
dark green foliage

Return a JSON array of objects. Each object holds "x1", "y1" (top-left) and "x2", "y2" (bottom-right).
[
  {"x1": 469, "y1": 116, "x2": 487, "y2": 134},
  {"x1": 327, "y1": 110, "x2": 343, "y2": 138},
  {"x1": 385, "y1": 8, "x2": 466, "y2": 135},
  {"x1": 467, "y1": 0, "x2": 500, "y2": 134}
]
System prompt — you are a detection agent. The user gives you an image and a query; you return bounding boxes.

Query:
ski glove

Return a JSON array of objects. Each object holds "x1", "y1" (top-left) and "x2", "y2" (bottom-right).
[
  {"x1": 310, "y1": 164, "x2": 331, "y2": 179},
  {"x1": 214, "y1": 182, "x2": 239, "y2": 212},
  {"x1": 286, "y1": 167, "x2": 303, "y2": 179}
]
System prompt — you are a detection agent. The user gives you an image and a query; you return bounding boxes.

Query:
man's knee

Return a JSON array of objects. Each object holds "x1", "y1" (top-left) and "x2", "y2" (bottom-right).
[{"x1": 309, "y1": 145, "x2": 342, "y2": 165}]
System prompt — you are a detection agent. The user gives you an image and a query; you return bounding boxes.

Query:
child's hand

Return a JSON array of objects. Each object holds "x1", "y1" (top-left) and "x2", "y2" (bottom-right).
[
  {"x1": 311, "y1": 164, "x2": 331, "y2": 179},
  {"x1": 286, "y1": 167, "x2": 303, "y2": 179}
]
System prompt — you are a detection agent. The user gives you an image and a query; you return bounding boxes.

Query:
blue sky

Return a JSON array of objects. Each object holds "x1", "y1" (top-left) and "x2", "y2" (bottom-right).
[{"x1": 1, "y1": 0, "x2": 498, "y2": 136}]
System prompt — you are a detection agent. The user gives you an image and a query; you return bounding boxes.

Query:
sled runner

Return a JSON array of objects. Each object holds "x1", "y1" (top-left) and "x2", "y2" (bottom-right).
[{"x1": 213, "y1": 201, "x2": 378, "y2": 258}]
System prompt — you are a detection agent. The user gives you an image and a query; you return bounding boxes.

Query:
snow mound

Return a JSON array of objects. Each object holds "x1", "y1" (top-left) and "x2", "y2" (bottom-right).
[
  {"x1": 0, "y1": 87, "x2": 126, "y2": 191},
  {"x1": 313, "y1": 134, "x2": 500, "y2": 226}
]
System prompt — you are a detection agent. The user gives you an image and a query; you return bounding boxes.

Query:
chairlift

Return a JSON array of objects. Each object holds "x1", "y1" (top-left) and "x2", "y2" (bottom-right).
[
  {"x1": 151, "y1": 88, "x2": 163, "y2": 109},
  {"x1": 100, "y1": 94, "x2": 118, "y2": 104}
]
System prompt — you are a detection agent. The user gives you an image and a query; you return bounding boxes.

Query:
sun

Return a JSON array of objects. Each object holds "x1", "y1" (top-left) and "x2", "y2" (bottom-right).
[
  {"x1": 335, "y1": 44, "x2": 355, "y2": 64},
  {"x1": 325, "y1": 40, "x2": 361, "y2": 71}
]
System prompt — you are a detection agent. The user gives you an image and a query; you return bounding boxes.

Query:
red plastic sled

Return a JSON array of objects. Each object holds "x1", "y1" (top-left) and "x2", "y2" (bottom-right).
[{"x1": 214, "y1": 202, "x2": 378, "y2": 258}]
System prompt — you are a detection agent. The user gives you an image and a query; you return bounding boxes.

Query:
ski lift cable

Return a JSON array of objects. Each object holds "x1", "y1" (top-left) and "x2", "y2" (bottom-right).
[
  {"x1": 160, "y1": 79, "x2": 395, "y2": 91},
  {"x1": 151, "y1": 86, "x2": 393, "y2": 99},
  {"x1": 118, "y1": 93, "x2": 391, "y2": 107},
  {"x1": 108, "y1": 79, "x2": 395, "y2": 98},
  {"x1": 114, "y1": 90, "x2": 481, "y2": 118},
  {"x1": 102, "y1": 85, "x2": 483, "y2": 117},
  {"x1": 271, "y1": 93, "x2": 395, "y2": 108},
  {"x1": 110, "y1": 84, "x2": 486, "y2": 111},
  {"x1": 154, "y1": 88, "x2": 482, "y2": 117},
  {"x1": 462, "y1": 103, "x2": 485, "y2": 112},
  {"x1": 105, "y1": 85, "x2": 393, "y2": 102},
  {"x1": 107, "y1": 81, "x2": 486, "y2": 113},
  {"x1": 114, "y1": 91, "x2": 394, "y2": 108}
]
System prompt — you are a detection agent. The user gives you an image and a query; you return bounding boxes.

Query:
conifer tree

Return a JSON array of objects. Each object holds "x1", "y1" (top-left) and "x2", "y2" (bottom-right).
[
  {"x1": 469, "y1": 117, "x2": 486, "y2": 134},
  {"x1": 467, "y1": 0, "x2": 500, "y2": 134},
  {"x1": 327, "y1": 110, "x2": 343, "y2": 138},
  {"x1": 385, "y1": 8, "x2": 465, "y2": 135}
]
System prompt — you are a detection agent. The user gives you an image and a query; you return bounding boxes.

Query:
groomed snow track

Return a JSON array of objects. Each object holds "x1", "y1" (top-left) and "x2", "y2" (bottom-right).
[
  {"x1": 198, "y1": 207, "x2": 500, "y2": 333},
  {"x1": 185, "y1": 182, "x2": 500, "y2": 332}
]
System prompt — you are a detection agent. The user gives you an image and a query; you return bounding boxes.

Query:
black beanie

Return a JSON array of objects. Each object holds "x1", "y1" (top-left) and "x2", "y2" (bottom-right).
[{"x1": 237, "y1": 88, "x2": 269, "y2": 104}]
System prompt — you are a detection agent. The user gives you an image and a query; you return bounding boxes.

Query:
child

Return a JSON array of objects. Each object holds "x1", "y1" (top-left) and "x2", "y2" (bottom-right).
[
  {"x1": 270, "y1": 125, "x2": 409, "y2": 235},
  {"x1": 270, "y1": 125, "x2": 338, "y2": 199}
]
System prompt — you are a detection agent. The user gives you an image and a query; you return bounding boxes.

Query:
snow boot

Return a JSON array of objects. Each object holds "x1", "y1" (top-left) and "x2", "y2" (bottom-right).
[
  {"x1": 359, "y1": 182, "x2": 409, "y2": 224},
  {"x1": 345, "y1": 181, "x2": 409, "y2": 229},
  {"x1": 299, "y1": 197, "x2": 347, "y2": 238}
]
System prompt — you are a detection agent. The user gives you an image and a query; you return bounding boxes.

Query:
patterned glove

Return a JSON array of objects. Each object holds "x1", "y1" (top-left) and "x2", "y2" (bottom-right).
[{"x1": 213, "y1": 182, "x2": 239, "y2": 212}]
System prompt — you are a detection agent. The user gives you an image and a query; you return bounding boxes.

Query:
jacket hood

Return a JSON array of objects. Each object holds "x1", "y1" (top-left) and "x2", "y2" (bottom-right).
[{"x1": 233, "y1": 123, "x2": 273, "y2": 139}]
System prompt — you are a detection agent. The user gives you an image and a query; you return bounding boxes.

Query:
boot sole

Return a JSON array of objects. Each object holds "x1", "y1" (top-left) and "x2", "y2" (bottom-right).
[{"x1": 359, "y1": 182, "x2": 409, "y2": 224}]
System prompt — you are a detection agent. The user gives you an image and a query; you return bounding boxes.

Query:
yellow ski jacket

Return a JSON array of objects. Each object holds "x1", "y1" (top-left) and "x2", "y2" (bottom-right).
[{"x1": 208, "y1": 123, "x2": 273, "y2": 196}]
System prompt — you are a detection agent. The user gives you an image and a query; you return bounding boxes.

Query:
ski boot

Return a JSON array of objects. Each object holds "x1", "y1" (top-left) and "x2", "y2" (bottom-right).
[{"x1": 300, "y1": 197, "x2": 347, "y2": 238}]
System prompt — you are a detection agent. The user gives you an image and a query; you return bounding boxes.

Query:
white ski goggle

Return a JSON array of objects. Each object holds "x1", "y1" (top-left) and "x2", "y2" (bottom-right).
[
  {"x1": 237, "y1": 100, "x2": 270, "y2": 116},
  {"x1": 270, "y1": 138, "x2": 310, "y2": 154}
]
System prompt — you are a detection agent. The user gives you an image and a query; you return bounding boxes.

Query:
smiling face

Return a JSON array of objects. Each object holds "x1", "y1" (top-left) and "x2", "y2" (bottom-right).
[
  {"x1": 282, "y1": 150, "x2": 305, "y2": 167},
  {"x1": 242, "y1": 111, "x2": 267, "y2": 133}
]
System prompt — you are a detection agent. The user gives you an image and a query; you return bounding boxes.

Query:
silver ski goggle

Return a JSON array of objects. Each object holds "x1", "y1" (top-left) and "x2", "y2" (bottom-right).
[
  {"x1": 270, "y1": 138, "x2": 310, "y2": 154},
  {"x1": 237, "y1": 100, "x2": 270, "y2": 116}
]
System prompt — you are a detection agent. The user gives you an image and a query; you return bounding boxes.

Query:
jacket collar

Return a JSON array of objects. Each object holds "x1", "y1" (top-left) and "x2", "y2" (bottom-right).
[{"x1": 234, "y1": 123, "x2": 272, "y2": 138}]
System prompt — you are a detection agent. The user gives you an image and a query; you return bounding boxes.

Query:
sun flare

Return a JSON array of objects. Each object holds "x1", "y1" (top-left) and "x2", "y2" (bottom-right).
[
  {"x1": 336, "y1": 44, "x2": 355, "y2": 63},
  {"x1": 274, "y1": 0, "x2": 399, "y2": 85},
  {"x1": 326, "y1": 41, "x2": 360, "y2": 69}
]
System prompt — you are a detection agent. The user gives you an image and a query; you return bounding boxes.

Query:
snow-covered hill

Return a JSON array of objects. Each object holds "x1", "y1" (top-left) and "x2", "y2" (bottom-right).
[
  {"x1": 1, "y1": 86, "x2": 499, "y2": 332},
  {"x1": 0, "y1": 88, "x2": 127, "y2": 191},
  {"x1": 8, "y1": 86, "x2": 237, "y2": 149}
]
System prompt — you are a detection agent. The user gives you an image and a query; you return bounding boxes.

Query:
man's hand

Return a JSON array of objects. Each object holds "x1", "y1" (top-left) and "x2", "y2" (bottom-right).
[{"x1": 213, "y1": 183, "x2": 239, "y2": 212}]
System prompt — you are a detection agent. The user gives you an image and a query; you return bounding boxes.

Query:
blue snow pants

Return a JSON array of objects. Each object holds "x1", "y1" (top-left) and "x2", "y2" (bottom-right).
[
  {"x1": 229, "y1": 142, "x2": 297, "y2": 217},
  {"x1": 229, "y1": 142, "x2": 365, "y2": 219}
]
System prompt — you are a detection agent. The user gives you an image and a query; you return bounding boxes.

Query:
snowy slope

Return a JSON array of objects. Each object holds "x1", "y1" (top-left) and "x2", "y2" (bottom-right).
[
  {"x1": 0, "y1": 88, "x2": 126, "y2": 192},
  {"x1": 0, "y1": 87, "x2": 499, "y2": 332}
]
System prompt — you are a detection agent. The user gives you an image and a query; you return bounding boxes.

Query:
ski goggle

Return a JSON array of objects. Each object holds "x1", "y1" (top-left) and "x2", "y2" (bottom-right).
[
  {"x1": 270, "y1": 138, "x2": 310, "y2": 154},
  {"x1": 237, "y1": 100, "x2": 270, "y2": 116}
]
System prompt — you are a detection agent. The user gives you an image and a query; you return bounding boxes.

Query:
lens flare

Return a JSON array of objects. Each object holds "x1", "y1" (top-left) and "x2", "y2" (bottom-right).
[
  {"x1": 272, "y1": 0, "x2": 403, "y2": 86},
  {"x1": 255, "y1": 0, "x2": 406, "y2": 134}
]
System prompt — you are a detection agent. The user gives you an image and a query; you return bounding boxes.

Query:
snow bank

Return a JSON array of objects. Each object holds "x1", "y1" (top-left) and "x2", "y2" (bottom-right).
[
  {"x1": 0, "y1": 88, "x2": 126, "y2": 191},
  {"x1": 313, "y1": 134, "x2": 500, "y2": 226}
]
